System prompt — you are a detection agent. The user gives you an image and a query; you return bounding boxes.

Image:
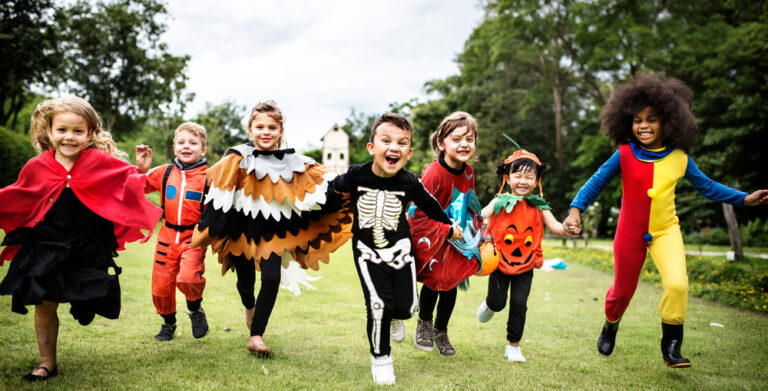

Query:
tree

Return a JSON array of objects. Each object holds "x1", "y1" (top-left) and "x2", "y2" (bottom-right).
[
  {"x1": 56, "y1": 0, "x2": 190, "y2": 134},
  {"x1": 193, "y1": 101, "x2": 250, "y2": 163},
  {"x1": 0, "y1": 0, "x2": 60, "y2": 130}
]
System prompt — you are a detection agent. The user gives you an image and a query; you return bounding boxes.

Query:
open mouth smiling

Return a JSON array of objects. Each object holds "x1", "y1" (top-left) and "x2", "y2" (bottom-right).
[
  {"x1": 385, "y1": 156, "x2": 400, "y2": 165},
  {"x1": 500, "y1": 248, "x2": 533, "y2": 266}
]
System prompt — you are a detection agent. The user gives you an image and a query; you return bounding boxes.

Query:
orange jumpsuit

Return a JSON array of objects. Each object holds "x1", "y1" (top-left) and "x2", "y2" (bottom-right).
[{"x1": 145, "y1": 160, "x2": 207, "y2": 315}]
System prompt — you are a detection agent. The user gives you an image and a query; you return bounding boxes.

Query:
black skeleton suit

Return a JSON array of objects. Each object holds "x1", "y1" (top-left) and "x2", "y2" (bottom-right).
[{"x1": 332, "y1": 161, "x2": 452, "y2": 357}]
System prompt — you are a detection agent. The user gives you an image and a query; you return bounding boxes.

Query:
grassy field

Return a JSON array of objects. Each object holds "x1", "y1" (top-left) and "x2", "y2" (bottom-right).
[{"x1": 1, "y1": 239, "x2": 767, "y2": 390}]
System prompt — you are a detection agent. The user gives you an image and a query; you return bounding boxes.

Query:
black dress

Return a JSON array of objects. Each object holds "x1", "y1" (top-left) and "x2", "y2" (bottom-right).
[{"x1": 0, "y1": 188, "x2": 121, "y2": 325}]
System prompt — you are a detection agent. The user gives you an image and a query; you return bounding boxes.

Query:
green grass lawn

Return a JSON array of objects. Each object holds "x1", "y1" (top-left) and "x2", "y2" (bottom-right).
[{"x1": 1, "y1": 239, "x2": 767, "y2": 390}]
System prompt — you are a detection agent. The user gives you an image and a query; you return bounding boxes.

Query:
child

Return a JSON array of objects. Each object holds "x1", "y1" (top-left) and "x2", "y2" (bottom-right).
[
  {"x1": 135, "y1": 122, "x2": 209, "y2": 341},
  {"x1": 191, "y1": 100, "x2": 351, "y2": 357},
  {"x1": 331, "y1": 113, "x2": 462, "y2": 385},
  {"x1": 0, "y1": 97, "x2": 162, "y2": 380},
  {"x1": 563, "y1": 73, "x2": 768, "y2": 367},
  {"x1": 477, "y1": 149, "x2": 574, "y2": 363},
  {"x1": 407, "y1": 111, "x2": 482, "y2": 356}
]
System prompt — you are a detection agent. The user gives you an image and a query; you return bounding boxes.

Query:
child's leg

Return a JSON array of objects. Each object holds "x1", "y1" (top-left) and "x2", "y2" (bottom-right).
[
  {"x1": 176, "y1": 240, "x2": 206, "y2": 308},
  {"x1": 33, "y1": 300, "x2": 59, "y2": 374},
  {"x1": 647, "y1": 226, "x2": 688, "y2": 324},
  {"x1": 486, "y1": 269, "x2": 511, "y2": 312},
  {"x1": 250, "y1": 253, "x2": 281, "y2": 337},
  {"x1": 232, "y1": 254, "x2": 256, "y2": 310},
  {"x1": 605, "y1": 226, "x2": 648, "y2": 322},
  {"x1": 418, "y1": 285, "x2": 438, "y2": 322},
  {"x1": 151, "y1": 229, "x2": 181, "y2": 319},
  {"x1": 354, "y1": 249, "x2": 395, "y2": 357},
  {"x1": 391, "y1": 260, "x2": 417, "y2": 320},
  {"x1": 506, "y1": 270, "x2": 533, "y2": 345},
  {"x1": 433, "y1": 288, "x2": 457, "y2": 331}
]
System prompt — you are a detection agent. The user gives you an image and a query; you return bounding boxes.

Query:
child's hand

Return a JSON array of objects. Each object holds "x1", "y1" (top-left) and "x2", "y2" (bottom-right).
[
  {"x1": 744, "y1": 189, "x2": 768, "y2": 206},
  {"x1": 449, "y1": 222, "x2": 463, "y2": 241},
  {"x1": 135, "y1": 144, "x2": 152, "y2": 174},
  {"x1": 563, "y1": 207, "x2": 582, "y2": 235}
]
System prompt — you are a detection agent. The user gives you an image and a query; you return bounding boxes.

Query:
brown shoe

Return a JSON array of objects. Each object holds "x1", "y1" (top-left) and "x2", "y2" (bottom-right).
[
  {"x1": 413, "y1": 319, "x2": 434, "y2": 352},
  {"x1": 433, "y1": 329, "x2": 456, "y2": 356},
  {"x1": 246, "y1": 336, "x2": 272, "y2": 358}
]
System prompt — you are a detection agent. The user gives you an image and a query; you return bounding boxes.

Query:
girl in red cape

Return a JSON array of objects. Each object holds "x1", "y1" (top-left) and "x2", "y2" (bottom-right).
[
  {"x1": 0, "y1": 97, "x2": 162, "y2": 381},
  {"x1": 407, "y1": 111, "x2": 482, "y2": 356}
]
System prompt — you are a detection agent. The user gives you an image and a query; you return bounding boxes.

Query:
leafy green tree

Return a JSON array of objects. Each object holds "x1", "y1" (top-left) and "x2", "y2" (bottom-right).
[
  {"x1": 193, "y1": 101, "x2": 249, "y2": 163},
  {"x1": 55, "y1": 0, "x2": 190, "y2": 134},
  {"x1": 0, "y1": 0, "x2": 60, "y2": 130}
]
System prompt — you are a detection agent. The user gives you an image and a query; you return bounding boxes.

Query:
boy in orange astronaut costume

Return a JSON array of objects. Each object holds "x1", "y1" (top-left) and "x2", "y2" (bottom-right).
[{"x1": 136, "y1": 122, "x2": 209, "y2": 341}]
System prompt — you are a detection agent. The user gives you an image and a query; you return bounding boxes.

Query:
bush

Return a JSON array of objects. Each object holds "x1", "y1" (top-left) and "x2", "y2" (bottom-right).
[
  {"x1": 684, "y1": 226, "x2": 731, "y2": 246},
  {"x1": 741, "y1": 218, "x2": 768, "y2": 248},
  {"x1": 0, "y1": 126, "x2": 35, "y2": 187},
  {"x1": 545, "y1": 245, "x2": 768, "y2": 314}
]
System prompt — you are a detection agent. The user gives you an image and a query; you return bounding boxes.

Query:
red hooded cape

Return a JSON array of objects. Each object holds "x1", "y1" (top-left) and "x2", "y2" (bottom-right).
[{"x1": 0, "y1": 148, "x2": 162, "y2": 265}]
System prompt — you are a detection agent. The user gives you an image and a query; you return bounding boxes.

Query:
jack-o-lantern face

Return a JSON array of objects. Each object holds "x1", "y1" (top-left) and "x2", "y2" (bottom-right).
[{"x1": 488, "y1": 200, "x2": 543, "y2": 275}]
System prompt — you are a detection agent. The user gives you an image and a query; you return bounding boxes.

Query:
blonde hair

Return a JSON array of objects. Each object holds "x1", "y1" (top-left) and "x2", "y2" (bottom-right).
[
  {"x1": 430, "y1": 111, "x2": 478, "y2": 157},
  {"x1": 247, "y1": 100, "x2": 285, "y2": 147},
  {"x1": 175, "y1": 121, "x2": 207, "y2": 145},
  {"x1": 29, "y1": 96, "x2": 126, "y2": 159}
]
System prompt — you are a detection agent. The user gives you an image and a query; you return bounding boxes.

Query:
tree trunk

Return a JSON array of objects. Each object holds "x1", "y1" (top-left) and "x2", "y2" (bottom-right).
[
  {"x1": 722, "y1": 203, "x2": 743, "y2": 261},
  {"x1": 552, "y1": 85, "x2": 565, "y2": 172}
]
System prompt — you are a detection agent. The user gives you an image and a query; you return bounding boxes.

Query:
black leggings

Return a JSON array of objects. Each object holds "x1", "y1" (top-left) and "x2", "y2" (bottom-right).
[
  {"x1": 418, "y1": 285, "x2": 457, "y2": 331},
  {"x1": 485, "y1": 269, "x2": 533, "y2": 343},
  {"x1": 232, "y1": 253, "x2": 281, "y2": 337}
]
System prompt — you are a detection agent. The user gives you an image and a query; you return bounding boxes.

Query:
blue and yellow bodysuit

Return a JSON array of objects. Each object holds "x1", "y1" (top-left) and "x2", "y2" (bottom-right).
[{"x1": 571, "y1": 141, "x2": 746, "y2": 324}]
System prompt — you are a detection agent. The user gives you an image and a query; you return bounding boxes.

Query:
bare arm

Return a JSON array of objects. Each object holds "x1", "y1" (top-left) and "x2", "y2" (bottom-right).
[
  {"x1": 543, "y1": 209, "x2": 573, "y2": 236},
  {"x1": 480, "y1": 198, "x2": 497, "y2": 223}
]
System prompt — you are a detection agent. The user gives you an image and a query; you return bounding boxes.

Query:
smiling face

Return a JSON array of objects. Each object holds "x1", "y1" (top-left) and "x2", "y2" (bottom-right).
[
  {"x1": 438, "y1": 126, "x2": 476, "y2": 169},
  {"x1": 248, "y1": 113, "x2": 283, "y2": 151},
  {"x1": 507, "y1": 167, "x2": 538, "y2": 197},
  {"x1": 49, "y1": 111, "x2": 90, "y2": 169},
  {"x1": 174, "y1": 129, "x2": 207, "y2": 165},
  {"x1": 366, "y1": 122, "x2": 414, "y2": 178},
  {"x1": 632, "y1": 106, "x2": 663, "y2": 149}
]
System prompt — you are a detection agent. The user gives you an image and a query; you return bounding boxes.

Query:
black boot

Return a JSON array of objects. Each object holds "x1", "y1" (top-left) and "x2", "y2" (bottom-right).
[
  {"x1": 661, "y1": 323, "x2": 692, "y2": 368},
  {"x1": 597, "y1": 318, "x2": 620, "y2": 356}
]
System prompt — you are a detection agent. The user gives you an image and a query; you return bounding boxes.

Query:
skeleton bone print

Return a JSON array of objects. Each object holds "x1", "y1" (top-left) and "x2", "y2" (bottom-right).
[{"x1": 356, "y1": 186, "x2": 405, "y2": 248}]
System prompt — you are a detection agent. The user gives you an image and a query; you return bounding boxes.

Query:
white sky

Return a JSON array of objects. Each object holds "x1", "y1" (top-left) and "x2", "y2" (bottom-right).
[{"x1": 163, "y1": 0, "x2": 484, "y2": 151}]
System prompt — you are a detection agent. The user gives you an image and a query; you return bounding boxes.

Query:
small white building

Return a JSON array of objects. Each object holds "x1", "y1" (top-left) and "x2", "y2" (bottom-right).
[{"x1": 321, "y1": 124, "x2": 349, "y2": 174}]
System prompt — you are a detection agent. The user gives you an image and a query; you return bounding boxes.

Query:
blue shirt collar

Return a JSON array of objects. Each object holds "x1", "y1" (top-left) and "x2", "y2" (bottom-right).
[{"x1": 628, "y1": 141, "x2": 674, "y2": 161}]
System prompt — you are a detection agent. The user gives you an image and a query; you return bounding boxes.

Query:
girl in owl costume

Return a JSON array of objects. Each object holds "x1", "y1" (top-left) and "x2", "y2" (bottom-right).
[{"x1": 192, "y1": 101, "x2": 352, "y2": 357}]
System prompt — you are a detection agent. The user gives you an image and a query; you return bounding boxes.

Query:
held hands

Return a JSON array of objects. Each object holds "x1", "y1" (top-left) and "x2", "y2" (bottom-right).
[
  {"x1": 448, "y1": 222, "x2": 463, "y2": 242},
  {"x1": 744, "y1": 189, "x2": 768, "y2": 206},
  {"x1": 563, "y1": 208, "x2": 582, "y2": 236},
  {"x1": 135, "y1": 144, "x2": 152, "y2": 174}
]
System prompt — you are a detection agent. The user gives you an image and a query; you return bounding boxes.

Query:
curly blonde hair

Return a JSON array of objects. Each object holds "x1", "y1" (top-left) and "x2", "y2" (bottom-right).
[{"x1": 29, "y1": 96, "x2": 126, "y2": 159}]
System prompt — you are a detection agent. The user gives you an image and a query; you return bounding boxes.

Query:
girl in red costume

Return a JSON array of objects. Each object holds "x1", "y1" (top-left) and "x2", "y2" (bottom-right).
[
  {"x1": 564, "y1": 73, "x2": 768, "y2": 367},
  {"x1": 0, "y1": 97, "x2": 162, "y2": 381},
  {"x1": 407, "y1": 111, "x2": 482, "y2": 356},
  {"x1": 477, "y1": 150, "x2": 573, "y2": 363}
]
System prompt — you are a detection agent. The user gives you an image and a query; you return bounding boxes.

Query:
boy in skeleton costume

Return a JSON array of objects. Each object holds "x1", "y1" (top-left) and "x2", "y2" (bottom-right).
[{"x1": 332, "y1": 113, "x2": 462, "y2": 385}]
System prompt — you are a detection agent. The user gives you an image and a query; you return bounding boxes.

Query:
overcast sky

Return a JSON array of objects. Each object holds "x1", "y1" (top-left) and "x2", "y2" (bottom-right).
[{"x1": 162, "y1": 1, "x2": 484, "y2": 151}]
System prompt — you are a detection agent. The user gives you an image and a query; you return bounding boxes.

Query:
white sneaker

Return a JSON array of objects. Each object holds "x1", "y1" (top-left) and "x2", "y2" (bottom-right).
[
  {"x1": 371, "y1": 355, "x2": 396, "y2": 385},
  {"x1": 478, "y1": 301, "x2": 494, "y2": 323},
  {"x1": 390, "y1": 319, "x2": 405, "y2": 343},
  {"x1": 504, "y1": 345, "x2": 526, "y2": 362}
]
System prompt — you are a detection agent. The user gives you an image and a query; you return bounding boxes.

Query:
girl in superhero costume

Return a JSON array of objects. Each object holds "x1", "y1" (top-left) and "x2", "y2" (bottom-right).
[
  {"x1": 407, "y1": 111, "x2": 482, "y2": 356},
  {"x1": 191, "y1": 100, "x2": 352, "y2": 357},
  {"x1": 0, "y1": 97, "x2": 162, "y2": 381},
  {"x1": 563, "y1": 73, "x2": 768, "y2": 367},
  {"x1": 477, "y1": 149, "x2": 573, "y2": 362}
]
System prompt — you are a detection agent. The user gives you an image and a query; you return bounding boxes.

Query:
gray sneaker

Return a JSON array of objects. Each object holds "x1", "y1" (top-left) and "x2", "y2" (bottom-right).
[
  {"x1": 413, "y1": 319, "x2": 434, "y2": 352},
  {"x1": 433, "y1": 329, "x2": 456, "y2": 356}
]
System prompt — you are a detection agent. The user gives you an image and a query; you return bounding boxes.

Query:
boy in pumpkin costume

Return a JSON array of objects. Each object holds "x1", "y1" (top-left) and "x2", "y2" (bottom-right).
[{"x1": 477, "y1": 150, "x2": 576, "y2": 362}]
